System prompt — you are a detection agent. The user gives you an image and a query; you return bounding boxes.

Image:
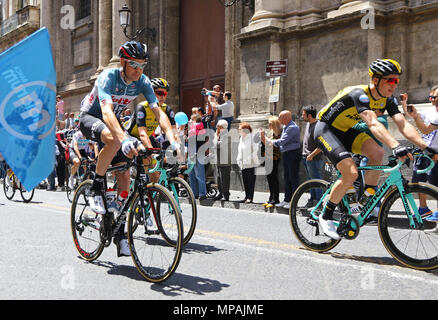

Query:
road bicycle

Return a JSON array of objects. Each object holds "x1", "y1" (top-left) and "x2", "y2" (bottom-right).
[
  {"x1": 289, "y1": 149, "x2": 438, "y2": 270},
  {"x1": 3, "y1": 168, "x2": 34, "y2": 203},
  {"x1": 70, "y1": 148, "x2": 183, "y2": 283},
  {"x1": 147, "y1": 151, "x2": 197, "y2": 245},
  {"x1": 66, "y1": 158, "x2": 96, "y2": 203}
]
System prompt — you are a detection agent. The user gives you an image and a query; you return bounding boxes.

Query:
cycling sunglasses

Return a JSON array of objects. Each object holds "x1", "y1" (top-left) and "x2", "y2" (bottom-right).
[
  {"x1": 126, "y1": 59, "x2": 148, "y2": 69},
  {"x1": 429, "y1": 95, "x2": 438, "y2": 100},
  {"x1": 382, "y1": 77, "x2": 400, "y2": 85},
  {"x1": 155, "y1": 90, "x2": 168, "y2": 97}
]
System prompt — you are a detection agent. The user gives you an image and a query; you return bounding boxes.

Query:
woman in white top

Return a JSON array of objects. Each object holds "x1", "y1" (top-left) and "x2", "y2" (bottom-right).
[{"x1": 236, "y1": 122, "x2": 261, "y2": 203}]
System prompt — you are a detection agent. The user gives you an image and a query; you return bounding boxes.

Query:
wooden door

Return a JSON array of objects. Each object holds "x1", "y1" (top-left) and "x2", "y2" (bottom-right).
[{"x1": 179, "y1": 0, "x2": 225, "y2": 116}]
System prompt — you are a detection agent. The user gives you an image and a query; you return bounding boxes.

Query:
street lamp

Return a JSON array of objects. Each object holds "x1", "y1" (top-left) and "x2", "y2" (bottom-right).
[{"x1": 119, "y1": 4, "x2": 156, "y2": 42}]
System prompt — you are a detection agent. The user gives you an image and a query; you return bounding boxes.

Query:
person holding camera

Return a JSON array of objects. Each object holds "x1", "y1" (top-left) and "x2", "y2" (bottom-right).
[
  {"x1": 403, "y1": 88, "x2": 438, "y2": 228},
  {"x1": 208, "y1": 91, "x2": 234, "y2": 131}
]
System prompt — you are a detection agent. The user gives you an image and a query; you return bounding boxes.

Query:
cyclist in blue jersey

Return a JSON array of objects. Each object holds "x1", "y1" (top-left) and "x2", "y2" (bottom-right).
[{"x1": 79, "y1": 41, "x2": 178, "y2": 227}]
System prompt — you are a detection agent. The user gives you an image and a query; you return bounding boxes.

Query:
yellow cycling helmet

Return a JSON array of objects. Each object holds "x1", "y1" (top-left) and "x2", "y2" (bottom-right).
[
  {"x1": 369, "y1": 59, "x2": 402, "y2": 77},
  {"x1": 151, "y1": 78, "x2": 170, "y2": 92}
]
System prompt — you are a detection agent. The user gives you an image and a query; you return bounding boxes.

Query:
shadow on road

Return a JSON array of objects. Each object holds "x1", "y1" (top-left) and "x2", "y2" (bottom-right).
[
  {"x1": 150, "y1": 273, "x2": 230, "y2": 297},
  {"x1": 84, "y1": 259, "x2": 230, "y2": 297},
  {"x1": 328, "y1": 251, "x2": 400, "y2": 267},
  {"x1": 182, "y1": 241, "x2": 225, "y2": 255}
]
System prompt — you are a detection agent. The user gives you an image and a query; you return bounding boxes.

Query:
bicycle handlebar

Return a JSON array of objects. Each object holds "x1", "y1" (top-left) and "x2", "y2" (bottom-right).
[{"x1": 383, "y1": 148, "x2": 435, "y2": 174}]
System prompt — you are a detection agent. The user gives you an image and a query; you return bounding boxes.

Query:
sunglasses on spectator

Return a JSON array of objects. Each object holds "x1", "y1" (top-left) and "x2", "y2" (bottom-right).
[
  {"x1": 429, "y1": 95, "x2": 438, "y2": 100},
  {"x1": 155, "y1": 90, "x2": 168, "y2": 97},
  {"x1": 382, "y1": 77, "x2": 400, "y2": 85},
  {"x1": 126, "y1": 60, "x2": 147, "y2": 69}
]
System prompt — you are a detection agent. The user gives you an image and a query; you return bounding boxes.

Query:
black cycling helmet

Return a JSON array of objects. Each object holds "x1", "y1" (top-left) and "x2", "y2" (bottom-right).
[
  {"x1": 369, "y1": 59, "x2": 402, "y2": 77},
  {"x1": 118, "y1": 41, "x2": 148, "y2": 60},
  {"x1": 151, "y1": 78, "x2": 170, "y2": 92}
]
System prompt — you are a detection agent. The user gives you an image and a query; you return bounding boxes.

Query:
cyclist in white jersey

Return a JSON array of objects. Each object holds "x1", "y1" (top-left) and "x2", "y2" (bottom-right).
[{"x1": 68, "y1": 130, "x2": 97, "y2": 189}]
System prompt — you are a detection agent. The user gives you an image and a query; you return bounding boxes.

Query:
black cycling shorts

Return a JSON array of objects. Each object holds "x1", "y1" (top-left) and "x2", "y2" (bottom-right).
[
  {"x1": 79, "y1": 112, "x2": 130, "y2": 166},
  {"x1": 313, "y1": 121, "x2": 371, "y2": 166}
]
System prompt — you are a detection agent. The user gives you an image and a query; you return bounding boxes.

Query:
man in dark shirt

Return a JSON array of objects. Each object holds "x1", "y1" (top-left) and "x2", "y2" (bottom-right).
[{"x1": 302, "y1": 105, "x2": 323, "y2": 207}]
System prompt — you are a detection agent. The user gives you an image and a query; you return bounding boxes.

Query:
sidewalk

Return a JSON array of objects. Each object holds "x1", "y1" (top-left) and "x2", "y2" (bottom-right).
[{"x1": 197, "y1": 189, "x2": 290, "y2": 214}]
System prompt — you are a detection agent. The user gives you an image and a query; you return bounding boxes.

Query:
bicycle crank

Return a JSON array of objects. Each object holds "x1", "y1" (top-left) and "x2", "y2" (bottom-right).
[
  {"x1": 337, "y1": 214, "x2": 360, "y2": 240},
  {"x1": 306, "y1": 218, "x2": 320, "y2": 236}
]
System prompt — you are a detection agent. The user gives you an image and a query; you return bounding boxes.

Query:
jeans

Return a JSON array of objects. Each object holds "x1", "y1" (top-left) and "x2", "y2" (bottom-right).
[
  {"x1": 188, "y1": 160, "x2": 207, "y2": 197},
  {"x1": 283, "y1": 149, "x2": 301, "y2": 202},
  {"x1": 303, "y1": 157, "x2": 323, "y2": 201},
  {"x1": 47, "y1": 168, "x2": 56, "y2": 189}
]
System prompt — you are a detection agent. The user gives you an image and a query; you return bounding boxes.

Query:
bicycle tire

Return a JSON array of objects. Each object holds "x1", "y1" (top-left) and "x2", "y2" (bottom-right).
[
  {"x1": 127, "y1": 183, "x2": 183, "y2": 282},
  {"x1": 19, "y1": 185, "x2": 34, "y2": 203},
  {"x1": 66, "y1": 163, "x2": 73, "y2": 203},
  {"x1": 168, "y1": 176, "x2": 197, "y2": 245},
  {"x1": 289, "y1": 179, "x2": 341, "y2": 252},
  {"x1": 70, "y1": 180, "x2": 105, "y2": 261},
  {"x1": 3, "y1": 173, "x2": 15, "y2": 200},
  {"x1": 379, "y1": 183, "x2": 438, "y2": 270}
]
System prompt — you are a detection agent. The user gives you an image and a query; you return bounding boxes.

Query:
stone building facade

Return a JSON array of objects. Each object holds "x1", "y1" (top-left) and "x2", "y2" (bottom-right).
[{"x1": 2, "y1": 0, "x2": 438, "y2": 191}]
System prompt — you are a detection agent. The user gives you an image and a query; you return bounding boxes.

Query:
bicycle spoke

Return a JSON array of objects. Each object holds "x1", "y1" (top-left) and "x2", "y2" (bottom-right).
[{"x1": 128, "y1": 184, "x2": 183, "y2": 282}]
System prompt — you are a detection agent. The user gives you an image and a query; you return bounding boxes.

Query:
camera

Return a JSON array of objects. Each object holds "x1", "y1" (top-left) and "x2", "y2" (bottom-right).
[
  {"x1": 201, "y1": 88, "x2": 213, "y2": 96},
  {"x1": 407, "y1": 104, "x2": 413, "y2": 113}
]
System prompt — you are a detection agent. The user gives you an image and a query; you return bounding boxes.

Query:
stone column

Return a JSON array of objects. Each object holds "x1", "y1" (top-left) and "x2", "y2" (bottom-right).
[
  {"x1": 40, "y1": 0, "x2": 53, "y2": 38},
  {"x1": 109, "y1": 0, "x2": 132, "y2": 67},
  {"x1": 96, "y1": 0, "x2": 112, "y2": 73},
  {"x1": 243, "y1": 0, "x2": 284, "y2": 31}
]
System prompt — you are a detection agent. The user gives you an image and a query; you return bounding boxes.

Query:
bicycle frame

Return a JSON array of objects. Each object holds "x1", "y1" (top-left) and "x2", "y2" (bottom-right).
[
  {"x1": 147, "y1": 155, "x2": 195, "y2": 212},
  {"x1": 309, "y1": 154, "x2": 434, "y2": 228}
]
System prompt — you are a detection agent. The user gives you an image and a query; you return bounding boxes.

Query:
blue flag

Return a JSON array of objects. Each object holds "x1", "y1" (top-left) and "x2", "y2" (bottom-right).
[{"x1": 0, "y1": 27, "x2": 56, "y2": 191}]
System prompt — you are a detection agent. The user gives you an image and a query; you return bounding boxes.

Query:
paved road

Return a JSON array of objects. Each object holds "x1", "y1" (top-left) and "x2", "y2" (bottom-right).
[{"x1": 1, "y1": 188, "x2": 438, "y2": 302}]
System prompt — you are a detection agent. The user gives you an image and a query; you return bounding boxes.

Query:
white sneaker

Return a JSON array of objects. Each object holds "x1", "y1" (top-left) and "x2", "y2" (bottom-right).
[
  {"x1": 89, "y1": 194, "x2": 106, "y2": 215},
  {"x1": 68, "y1": 176, "x2": 75, "y2": 189},
  {"x1": 319, "y1": 216, "x2": 341, "y2": 240},
  {"x1": 146, "y1": 215, "x2": 154, "y2": 227},
  {"x1": 283, "y1": 202, "x2": 290, "y2": 209},
  {"x1": 119, "y1": 239, "x2": 130, "y2": 256},
  {"x1": 276, "y1": 201, "x2": 288, "y2": 208}
]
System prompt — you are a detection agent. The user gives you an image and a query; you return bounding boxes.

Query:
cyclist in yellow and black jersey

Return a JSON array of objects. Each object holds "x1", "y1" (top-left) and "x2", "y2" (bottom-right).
[
  {"x1": 125, "y1": 78, "x2": 176, "y2": 148},
  {"x1": 314, "y1": 59, "x2": 433, "y2": 240}
]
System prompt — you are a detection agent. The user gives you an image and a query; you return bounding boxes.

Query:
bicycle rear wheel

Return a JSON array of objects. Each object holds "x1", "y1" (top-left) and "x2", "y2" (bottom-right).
[
  {"x1": 289, "y1": 179, "x2": 341, "y2": 252},
  {"x1": 70, "y1": 180, "x2": 105, "y2": 261},
  {"x1": 167, "y1": 177, "x2": 197, "y2": 245},
  {"x1": 379, "y1": 183, "x2": 438, "y2": 270},
  {"x1": 127, "y1": 183, "x2": 183, "y2": 283},
  {"x1": 3, "y1": 173, "x2": 15, "y2": 200}
]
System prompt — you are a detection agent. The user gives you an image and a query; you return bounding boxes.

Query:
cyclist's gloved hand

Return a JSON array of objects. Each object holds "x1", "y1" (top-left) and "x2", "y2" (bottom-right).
[
  {"x1": 121, "y1": 139, "x2": 136, "y2": 156},
  {"x1": 424, "y1": 147, "x2": 437, "y2": 157},
  {"x1": 392, "y1": 144, "x2": 410, "y2": 159},
  {"x1": 423, "y1": 147, "x2": 437, "y2": 159}
]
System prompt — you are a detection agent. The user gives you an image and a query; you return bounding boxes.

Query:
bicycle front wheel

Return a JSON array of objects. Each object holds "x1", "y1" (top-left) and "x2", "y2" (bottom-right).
[
  {"x1": 70, "y1": 180, "x2": 105, "y2": 261},
  {"x1": 127, "y1": 183, "x2": 183, "y2": 283},
  {"x1": 379, "y1": 183, "x2": 438, "y2": 270},
  {"x1": 289, "y1": 179, "x2": 341, "y2": 252},
  {"x1": 167, "y1": 177, "x2": 197, "y2": 245},
  {"x1": 20, "y1": 185, "x2": 34, "y2": 203}
]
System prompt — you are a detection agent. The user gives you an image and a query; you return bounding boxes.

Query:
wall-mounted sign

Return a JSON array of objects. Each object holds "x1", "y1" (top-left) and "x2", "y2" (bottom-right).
[{"x1": 266, "y1": 60, "x2": 288, "y2": 77}]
